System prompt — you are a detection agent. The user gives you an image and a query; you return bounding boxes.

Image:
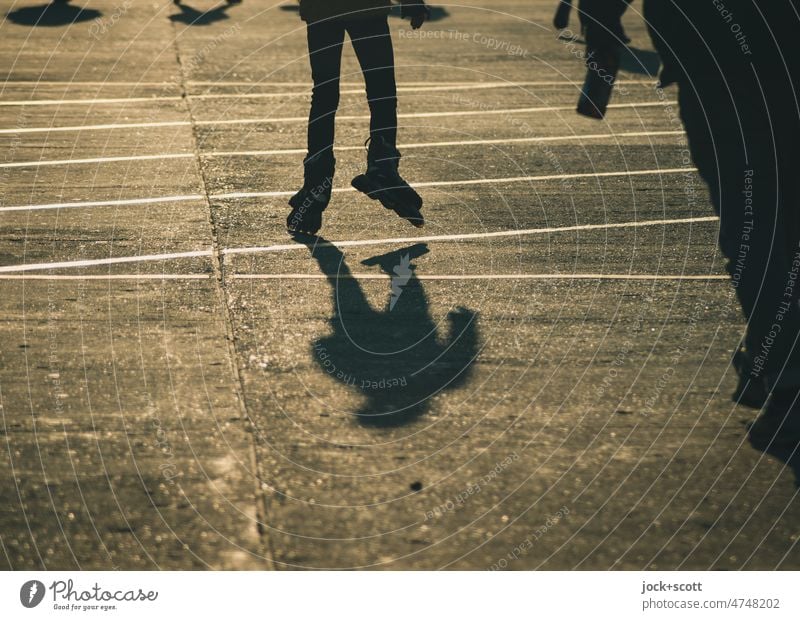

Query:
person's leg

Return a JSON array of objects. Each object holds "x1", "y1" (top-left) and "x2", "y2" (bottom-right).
[
  {"x1": 346, "y1": 17, "x2": 398, "y2": 150},
  {"x1": 346, "y1": 17, "x2": 423, "y2": 227},
  {"x1": 288, "y1": 19, "x2": 346, "y2": 234},
  {"x1": 306, "y1": 20, "x2": 346, "y2": 161},
  {"x1": 579, "y1": 0, "x2": 630, "y2": 46},
  {"x1": 679, "y1": 84, "x2": 800, "y2": 412}
]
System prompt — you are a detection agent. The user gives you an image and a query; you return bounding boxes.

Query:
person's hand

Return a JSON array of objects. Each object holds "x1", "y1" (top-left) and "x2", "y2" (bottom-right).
[{"x1": 410, "y1": 11, "x2": 427, "y2": 29}]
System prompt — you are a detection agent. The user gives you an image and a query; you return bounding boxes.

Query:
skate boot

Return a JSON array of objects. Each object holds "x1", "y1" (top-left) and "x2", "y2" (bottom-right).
[
  {"x1": 287, "y1": 152, "x2": 335, "y2": 235},
  {"x1": 748, "y1": 388, "x2": 800, "y2": 448},
  {"x1": 351, "y1": 136, "x2": 424, "y2": 228}
]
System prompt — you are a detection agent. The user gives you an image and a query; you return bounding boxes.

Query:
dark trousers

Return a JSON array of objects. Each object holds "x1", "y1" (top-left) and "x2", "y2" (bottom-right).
[
  {"x1": 305, "y1": 17, "x2": 398, "y2": 162},
  {"x1": 639, "y1": 0, "x2": 800, "y2": 397},
  {"x1": 679, "y1": 83, "x2": 800, "y2": 391},
  {"x1": 578, "y1": 0, "x2": 633, "y2": 47}
]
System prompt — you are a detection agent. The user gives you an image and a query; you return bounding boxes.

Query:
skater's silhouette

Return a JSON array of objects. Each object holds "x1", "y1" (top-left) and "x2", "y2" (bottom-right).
[
  {"x1": 286, "y1": 0, "x2": 431, "y2": 236},
  {"x1": 170, "y1": 0, "x2": 241, "y2": 26},
  {"x1": 389, "y1": 1, "x2": 448, "y2": 22},
  {"x1": 6, "y1": 0, "x2": 101, "y2": 27},
  {"x1": 302, "y1": 239, "x2": 479, "y2": 427}
]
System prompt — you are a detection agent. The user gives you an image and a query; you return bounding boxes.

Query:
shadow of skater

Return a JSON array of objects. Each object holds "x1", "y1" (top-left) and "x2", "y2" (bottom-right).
[
  {"x1": 301, "y1": 238, "x2": 478, "y2": 427},
  {"x1": 170, "y1": 0, "x2": 241, "y2": 26},
  {"x1": 280, "y1": 2, "x2": 450, "y2": 22},
  {"x1": 389, "y1": 1, "x2": 448, "y2": 22},
  {"x1": 6, "y1": 0, "x2": 101, "y2": 27}
]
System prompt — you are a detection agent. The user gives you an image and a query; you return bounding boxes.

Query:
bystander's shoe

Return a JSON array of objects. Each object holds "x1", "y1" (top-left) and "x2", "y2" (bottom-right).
[
  {"x1": 553, "y1": 1, "x2": 572, "y2": 30},
  {"x1": 734, "y1": 377, "x2": 769, "y2": 409},
  {"x1": 732, "y1": 348, "x2": 769, "y2": 408},
  {"x1": 748, "y1": 388, "x2": 800, "y2": 447}
]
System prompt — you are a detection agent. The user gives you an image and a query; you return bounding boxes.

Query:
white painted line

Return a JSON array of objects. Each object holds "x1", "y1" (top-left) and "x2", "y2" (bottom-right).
[
  {"x1": 201, "y1": 101, "x2": 673, "y2": 128},
  {"x1": 223, "y1": 215, "x2": 719, "y2": 258},
  {"x1": 0, "y1": 251, "x2": 213, "y2": 274},
  {"x1": 0, "y1": 131, "x2": 684, "y2": 170},
  {"x1": 231, "y1": 273, "x2": 728, "y2": 281},
  {"x1": 0, "y1": 79, "x2": 655, "y2": 89},
  {"x1": 0, "y1": 215, "x2": 719, "y2": 274},
  {"x1": 411, "y1": 167, "x2": 696, "y2": 190},
  {"x1": 213, "y1": 167, "x2": 699, "y2": 202},
  {"x1": 0, "y1": 194, "x2": 205, "y2": 213},
  {"x1": 0, "y1": 81, "x2": 178, "y2": 87},
  {"x1": 0, "y1": 120, "x2": 189, "y2": 135},
  {"x1": 0, "y1": 167, "x2": 697, "y2": 213},
  {"x1": 1, "y1": 80, "x2": 518, "y2": 87},
  {"x1": 0, "y1": 80, "x2": 657, "y2": 107},
  {"x1": 0, "y1": 274, "x2": 211, "y2": 280},
  {"x1": 0, "y1": 153, "x2": 195, "y2": 170},
  {"x1": 181, "y1": 83, "x2": 591, "y2": 101},
  {"x1": 360, "y1": 130, "x2": 683, "y2": 152},
  {"x1": 0, "y1": 101, "x2": 676, "y2": 135},
  {"x1": 0, "y1": 273, "x2": 727, "y2": 282},
  {"x1": 0, "y1": 96, "x2": 184, "y2": 107},
  {"x1": 188, "y1": 79, "x2": 655, "y2": 88}
]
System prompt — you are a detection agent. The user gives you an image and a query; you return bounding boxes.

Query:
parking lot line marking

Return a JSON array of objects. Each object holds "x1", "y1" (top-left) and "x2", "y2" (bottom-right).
[
  {"x1": 231, "y1": 273, "x2": 728, "y2": 281},
  {"x1": 0, "y1": 81, "x2": 179, "y2": 86},
  {"x1": 0, "y1": 273, "x2": 728, "y2": 282},
  {"x1": 0, "y1": 215, "x2": 718, "y2": 274},
  {"x1": 0, "y1": 100, "x2": 676, "y2": 135},
  {"x1": 0, "y1": 167, "x2": 697, "y2": 213},
  {"x1": 0, "y1": 273, "x2": 730, "y2": 282},
  {"x1": 0, "y1": 80, "x2": 657, "y2": 106},
  {"x1": 0, "y1": 96, "x2": 184, "y2": 107},
  {"x1": 0, "y1": 153, "x2": 196, "y2": 169},
  {"x1": 0, "y1": 131, "x2": 684, "y2": 170},
  {"x1": 223, "y1": 215, "x2": 719, "y2": 257},
  {"x1": 0, "y1": 120, "x2": 189, "y2": 135},
  {"x1": 0, "y1": 194, "x2": 205, "y2": 213},
  {"x1": 409, "y1": 167, "x2": 696, "y2": 190},
  {"x1": 0, "y1": 274, "x2": 211, "y2": 280},
  {"x1": 0, "y1": 250, "x2": 214, "y2": 273},
  {"x1": 202, "y1": 101, "x2": 672, "y2": 128},
  {"x1": 187, "y1": 79, "x2": 655, "y2": 89},
  {"x1": 214, "y1": 167, "x2": 699, "y2": 202}
]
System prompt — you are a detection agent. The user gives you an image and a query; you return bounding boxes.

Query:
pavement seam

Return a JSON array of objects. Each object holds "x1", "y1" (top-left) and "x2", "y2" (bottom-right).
[{"x1": 168, "y1": 24, "x2": 275, "y2": 571}]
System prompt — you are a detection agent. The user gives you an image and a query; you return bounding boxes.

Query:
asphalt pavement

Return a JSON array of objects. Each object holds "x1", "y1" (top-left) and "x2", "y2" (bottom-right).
[{"x1": 1, "y1": 0, "x2": 798, "y2": 570}]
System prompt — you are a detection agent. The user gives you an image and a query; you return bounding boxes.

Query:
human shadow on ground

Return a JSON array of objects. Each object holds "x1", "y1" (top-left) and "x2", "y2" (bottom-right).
[
  {"x1": 280, "y1": 2, "x2": 451, "y2": 22},
  {"x1": 298, "y1": 236, "x2": 478, "y2": 427},
  {"x1": 170, "y1": 0, "x2": 242, "y2": 27},
  {"x1": 6, "y1": 0, "x2": 101, "y2": 27}
]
